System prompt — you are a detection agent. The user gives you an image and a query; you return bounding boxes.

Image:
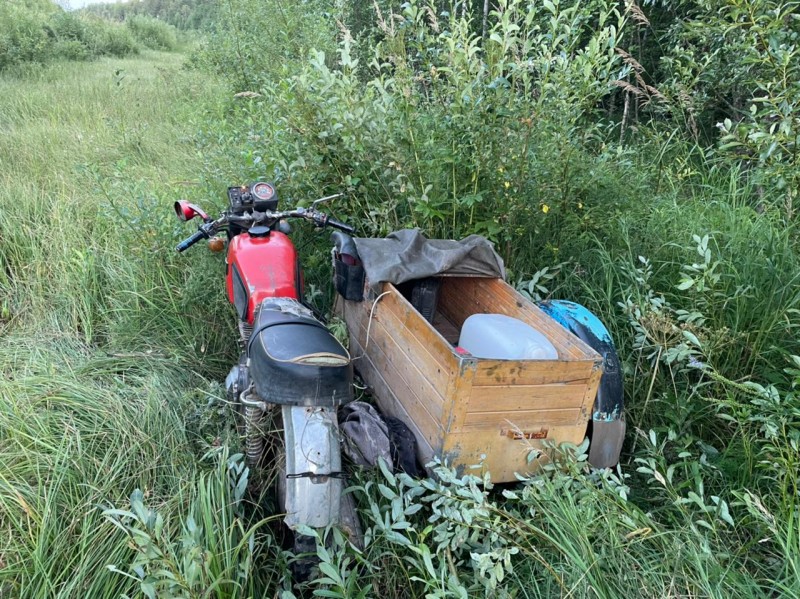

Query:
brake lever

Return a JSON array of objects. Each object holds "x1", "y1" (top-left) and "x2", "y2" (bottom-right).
[{"x1": 311, "y1": 194, "x2": 342, "y2": 209}]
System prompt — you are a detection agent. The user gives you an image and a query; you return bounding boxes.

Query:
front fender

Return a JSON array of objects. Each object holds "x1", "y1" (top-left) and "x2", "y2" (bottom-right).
[
  {"x1": 538, "y1": 300, "x2": 625, "y2": 468},
  {"x1": 282, "y1": 405, "x2": 342, "y2": 529}
]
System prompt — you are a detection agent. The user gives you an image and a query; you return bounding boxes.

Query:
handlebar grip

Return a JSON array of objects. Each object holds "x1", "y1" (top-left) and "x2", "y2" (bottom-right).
[
  {"x1": 326, "y1": 218, "x2": 355, "y2": 234},
  {"x1": 176, "y1": 229, "x2": 207, "y2": 252}
]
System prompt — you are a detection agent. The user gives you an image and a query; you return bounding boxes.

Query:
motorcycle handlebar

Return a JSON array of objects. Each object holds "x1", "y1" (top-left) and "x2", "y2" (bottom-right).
[
  {"x1": 176, "y1": 229, "x2": 208, "y2": 252},
  {"x1": 267, "y1": 208, "x2": 354, "y2": 233},
  {"x1": 174, "y1": 203, "x2": 354, "y2": 253},
  {"x1": 325, "y1": 217, "x2": 355, "y2": 234}
]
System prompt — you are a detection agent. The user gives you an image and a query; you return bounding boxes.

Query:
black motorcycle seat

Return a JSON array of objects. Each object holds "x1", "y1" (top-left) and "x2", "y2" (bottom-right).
[{"x1": 248, "y1": 300, "x2": 353, "y2": 406}]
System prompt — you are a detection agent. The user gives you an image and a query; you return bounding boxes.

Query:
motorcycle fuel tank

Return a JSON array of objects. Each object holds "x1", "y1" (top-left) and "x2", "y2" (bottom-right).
[{"x1": 226, "y1": 229, "x2": 302, "y2": 323}]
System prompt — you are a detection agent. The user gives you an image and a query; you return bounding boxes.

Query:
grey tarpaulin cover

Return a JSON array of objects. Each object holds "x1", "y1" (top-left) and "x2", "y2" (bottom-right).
[{"x1": 354, "y1": 229, "x2": 505, "y2": 286}]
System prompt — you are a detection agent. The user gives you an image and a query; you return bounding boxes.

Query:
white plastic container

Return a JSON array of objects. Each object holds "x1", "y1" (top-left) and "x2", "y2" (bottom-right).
[{"x1": 458, "y1": 314, "x2": 558, "y2": 360}]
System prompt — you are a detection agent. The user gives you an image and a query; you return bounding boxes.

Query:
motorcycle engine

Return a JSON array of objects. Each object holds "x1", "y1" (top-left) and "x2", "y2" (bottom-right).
[{"x1": 225, "y1": 353, "x2": 251, "y2": 405}]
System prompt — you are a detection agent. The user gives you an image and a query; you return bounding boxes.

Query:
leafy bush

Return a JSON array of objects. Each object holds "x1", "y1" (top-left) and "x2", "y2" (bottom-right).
[
  {"x1": 0, "y1": 3, "x2": 52, "y2": 69},
  {"x1": 88, "y1": 18, "x2": 141, "y2": 58},
  {"x1": 0, "y1": 3, "x2": 141, "y2": 71},
  {"x1": 204, "y1": 0, "x2": 632, "y2": 262},
  {"x1": 125, "y1": 15, "x2": 179, "y2": 51},
  {"x1": 196, "y1": 0, "x2": 338, "y2": 88}
]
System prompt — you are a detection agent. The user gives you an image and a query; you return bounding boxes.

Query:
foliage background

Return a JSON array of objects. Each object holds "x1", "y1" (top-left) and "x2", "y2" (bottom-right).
[{"x1": 1, "y1": 0, "x2": 799, "y2": 597}]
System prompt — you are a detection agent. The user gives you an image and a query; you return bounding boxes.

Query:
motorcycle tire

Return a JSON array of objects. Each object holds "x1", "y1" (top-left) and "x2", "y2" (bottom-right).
[{"x1": 277, "y1": 462, "x2": 364, "y2": 581}]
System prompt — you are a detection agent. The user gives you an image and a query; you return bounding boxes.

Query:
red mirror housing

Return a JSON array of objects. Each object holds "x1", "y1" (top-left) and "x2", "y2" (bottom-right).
[{"x1": 174, "y1": 200, "x2": 209, "y2": 222}]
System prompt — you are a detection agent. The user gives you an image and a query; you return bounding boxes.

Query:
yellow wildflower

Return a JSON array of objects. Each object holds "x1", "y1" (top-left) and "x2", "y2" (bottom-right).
[{"x1": 542, "y1": 204, "x2": 549, "y2": 214}]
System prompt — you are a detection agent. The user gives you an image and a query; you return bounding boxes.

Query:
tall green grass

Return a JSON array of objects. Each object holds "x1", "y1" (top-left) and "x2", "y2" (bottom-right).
[{"x1": 0, "y1": 53, "x2": 261, "y2": 597}]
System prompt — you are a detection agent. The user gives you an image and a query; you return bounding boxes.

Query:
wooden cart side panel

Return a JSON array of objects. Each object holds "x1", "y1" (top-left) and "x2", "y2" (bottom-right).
[
  {"x1": 348, "y1": 332, "x2": 438, "y2": 463},
  {"x1": 440, "y1": 422, "x2": 589, "y2": 482},
  {"x1": 374, "y1": 284, "x2": 481, "y2": 434},
  {"x1": 472, "y1": 358, "x2": 596, "y2": 387},
  {"x1": 342, "y1": 298, "x2": 451, "y2": 419},
  {"x1": 378, "y1": 284, "x2": 457, "y2": 372},
  {"x1": 464, "y1": 380, "x2": 591, "y2": 427},
  {"x1": 345, "y1": 307, "x2": 442, "y2": 460},
  {"x1": 342, "y1": 299, "x2": 447, "y2": 435},
  {"x1": 438, "y1": 278, "x2": 597, "y2": 361}
]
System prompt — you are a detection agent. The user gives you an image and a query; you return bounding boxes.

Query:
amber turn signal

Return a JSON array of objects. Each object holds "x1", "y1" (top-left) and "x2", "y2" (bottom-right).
[{"x1": 208, "y1": 237, "x2": 225, "y2": 252}]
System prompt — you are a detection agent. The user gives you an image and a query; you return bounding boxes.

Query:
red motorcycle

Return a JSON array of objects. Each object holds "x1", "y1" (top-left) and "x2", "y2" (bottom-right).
[{"x1": 173, "y1": 182, "x2": 361, "y2": 568}]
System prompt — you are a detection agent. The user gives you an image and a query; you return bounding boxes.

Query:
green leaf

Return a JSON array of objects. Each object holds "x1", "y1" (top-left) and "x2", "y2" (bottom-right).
[
  {"x1": 378, "y1": 456, "x2": 396, "y2": 487},
  {"x1": 378, "y1": 484, "x2": 397, "y2": 500},
  {"x1": 682, "y1": 331, "x2": 701, "y2": 347},
  {"x1": 420, "y1": 543, "x2": 437, "y2": 577},
  {"x1": 140, "y1": 580, "x2": 156, "y2": 599},
  {"x1": 318, "y1": 562, "x2": 341, "y2": 584}
]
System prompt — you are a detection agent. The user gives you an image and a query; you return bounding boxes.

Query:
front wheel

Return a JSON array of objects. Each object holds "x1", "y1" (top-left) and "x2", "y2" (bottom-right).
[
  {"x1": 288, "y1": 491, "x2": 363, "y2": 581},
  {"x1": 279, "y1": 405, "x2": 363, "y2": 579}
]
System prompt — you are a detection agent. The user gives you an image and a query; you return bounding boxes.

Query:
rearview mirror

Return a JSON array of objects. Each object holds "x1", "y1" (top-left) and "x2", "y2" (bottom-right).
[{"x1": 174, "y1": 200, "x2": 209, "y2": 222}]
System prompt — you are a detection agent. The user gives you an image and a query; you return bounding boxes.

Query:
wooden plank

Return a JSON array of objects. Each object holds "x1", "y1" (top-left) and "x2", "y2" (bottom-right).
[
  {"x1": 348, "y1": 327, "x2": 440, "y2": 458},
  {"x1": 462, "y1": 408, "x2": 581, "y2": 429},
  {"x1": 440, "y1": 355, "x2": 476, "y2": 432},
  {"x1": 473, "y1": 358, "x2": 596, "y2": 387},
  {"x1": 440, "y1": 422, "x2": 589, "y2": 482},
  {"x1": 468, "y1": 382, "x2": 588, "y2": 413},
  {"x1": 579, "y1": 360, "x2": 604, "y2": 415},
  {"x1": 342, "y1": 301, "x2": 447, "y2": 428},
  {"x1": 343, "y1": 299, "x2": 451, "y2": 411},
  {"x1": 378, "y1": 286, "x2": 457, "y2": 371}
]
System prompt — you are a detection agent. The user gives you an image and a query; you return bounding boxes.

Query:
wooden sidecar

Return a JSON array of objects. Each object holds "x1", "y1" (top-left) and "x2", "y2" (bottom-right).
[{"x1": 336, "y1": 276, "x2": 604, "y2": 483}]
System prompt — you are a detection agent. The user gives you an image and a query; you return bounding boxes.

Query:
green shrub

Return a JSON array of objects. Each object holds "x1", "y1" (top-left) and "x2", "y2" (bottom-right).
[
  {"x1": 51, "y1": 39, "x2": 91, "y2": 62},
  {"x1": 47, "y1": 10, "x2": 90, "y2": 43},
  {"x1": 0, "y1": 3, "x2": 51, "y2": 69},
  {"x1": 196, "y1": 0, "x2": 338, "y2": 88},
  {"x1": 0, "y1": 3, "x2": 142, "y2": 71},
  {"x1": 87, "y1": 18, "x2": 141, "y2": 58},
  {"x1": 125, "y1": 15, "x2": 179, "y2": 51},
  {"x1": 208, "y1": 0, "x2": 628, "y2": 250}
]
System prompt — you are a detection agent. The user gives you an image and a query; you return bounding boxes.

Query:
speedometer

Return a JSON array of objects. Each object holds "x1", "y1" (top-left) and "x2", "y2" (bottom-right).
[{"x1": 251, "y1": 182, "x2": 275, "y2": 202}]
